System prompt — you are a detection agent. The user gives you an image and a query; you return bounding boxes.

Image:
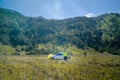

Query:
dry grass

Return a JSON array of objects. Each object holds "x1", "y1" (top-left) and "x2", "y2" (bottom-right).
[{"x1": 0, "y1": 54, "x2": 120, "y2": 80}]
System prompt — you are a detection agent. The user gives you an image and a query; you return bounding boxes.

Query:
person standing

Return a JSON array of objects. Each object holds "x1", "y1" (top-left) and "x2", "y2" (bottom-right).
[{"x1": 64, "y1": 51, "x2": 68, "y2": 61}]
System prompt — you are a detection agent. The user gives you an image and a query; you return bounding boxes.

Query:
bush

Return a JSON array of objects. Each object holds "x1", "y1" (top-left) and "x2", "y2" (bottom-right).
[{"x1": 12, "y1": 51, "x2": 20, "y2": 55}]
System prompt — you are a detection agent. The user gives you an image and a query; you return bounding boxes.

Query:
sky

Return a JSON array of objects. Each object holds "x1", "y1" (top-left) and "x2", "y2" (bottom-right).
[{"x1": 0, "y1": 0, "x2": 120, "y2": 19}]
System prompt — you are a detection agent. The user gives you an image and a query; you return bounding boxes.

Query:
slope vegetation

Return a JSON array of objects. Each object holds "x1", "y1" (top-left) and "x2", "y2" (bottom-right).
[{"x1": 0, "y1": 7, "x2": 120, "y2": 55}]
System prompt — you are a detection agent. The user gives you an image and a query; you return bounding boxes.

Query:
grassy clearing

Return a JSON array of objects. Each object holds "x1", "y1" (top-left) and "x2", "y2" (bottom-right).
[{"x1": 0, "y1": 54, "x2": 120, "y2": 80}]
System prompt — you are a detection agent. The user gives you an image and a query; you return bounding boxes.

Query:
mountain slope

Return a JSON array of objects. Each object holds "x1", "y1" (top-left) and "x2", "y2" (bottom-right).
[
  {"x1": 0, "y1": 7, "x2": 120, "y2": 55},
  {"x1": 0, "y1": 8, "x2": 28, "y2": 46}
]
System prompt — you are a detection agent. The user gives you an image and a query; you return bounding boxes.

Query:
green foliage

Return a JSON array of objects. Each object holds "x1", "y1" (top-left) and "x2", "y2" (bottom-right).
[
  {"x1": 0, "y1": 44, "x2": 15, "y2": 55},
  {"x1": 0, "y1": 8, "x2": 120, "y2": 55},
  {"x1": 97, "y1": 13, "x2": 120, "y2": 54}
]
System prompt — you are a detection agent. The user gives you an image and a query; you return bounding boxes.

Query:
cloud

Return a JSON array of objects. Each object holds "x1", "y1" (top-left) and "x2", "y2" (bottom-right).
[
  {"x1": 85, "y1": 13, "x2": 96, "y2": 18},
  {"x1": 53, "y1": 0, "x2": 63, "y2": 19},
  {"x1": 44, "y1": 0, "x2": 65, "y2": 19},
  {"x1": 54, "y1": 0, "x2": 61, "y2": 11}
]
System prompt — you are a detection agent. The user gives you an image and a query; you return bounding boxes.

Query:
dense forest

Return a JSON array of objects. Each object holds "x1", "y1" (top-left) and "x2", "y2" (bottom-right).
[{"x1": 0, "y1": 7, "x2": 120, "y2": 55}]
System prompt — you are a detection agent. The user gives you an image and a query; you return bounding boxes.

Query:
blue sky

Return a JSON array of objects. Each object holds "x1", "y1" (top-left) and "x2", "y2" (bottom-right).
[{"x1": 0, "y1": 0, "x2": 120, "y2": 19}]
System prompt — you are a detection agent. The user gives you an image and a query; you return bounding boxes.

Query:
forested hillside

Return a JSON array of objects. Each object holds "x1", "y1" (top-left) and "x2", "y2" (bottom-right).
[{"x1": 0, "y1": 7, "x2": 120, "y2": 55}]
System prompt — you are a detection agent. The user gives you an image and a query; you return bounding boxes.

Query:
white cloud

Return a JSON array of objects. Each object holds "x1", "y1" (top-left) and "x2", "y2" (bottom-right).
[
  {"x1": 54, "y1": 0, "x2": 61, "y2": 11},
  {"x1": 52, "y1": 0, "x2": 66, "y2": 19},
  {"x1": 44, "y1": 0, "x2": 65, "y2": 19},
  {"x1": 85, "y1": 13, "x2": 96, "y2": 18}
]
